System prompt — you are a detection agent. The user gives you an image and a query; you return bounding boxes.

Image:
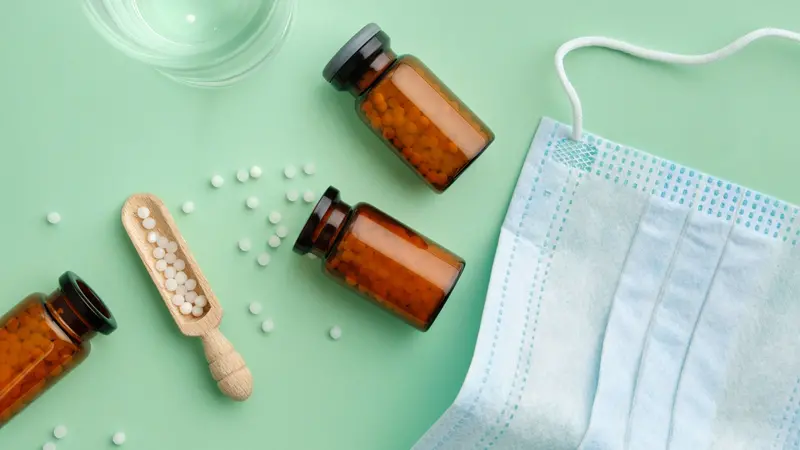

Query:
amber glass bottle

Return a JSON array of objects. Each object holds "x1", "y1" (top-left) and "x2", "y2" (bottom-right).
[
  {"x1": 294, "y1": 187, "x2": 465, "y2": 331},
  {"x1": 323, "y1": 23, "x2": 495, "y2": 193},
  {"x1": 0, "y1": 272, "x2": 117, "y2": 427}
]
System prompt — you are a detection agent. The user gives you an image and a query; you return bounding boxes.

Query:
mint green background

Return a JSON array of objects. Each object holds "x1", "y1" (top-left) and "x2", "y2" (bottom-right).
[{"x1": 2, "y1": 1, "x2": 800, "y2": 449}]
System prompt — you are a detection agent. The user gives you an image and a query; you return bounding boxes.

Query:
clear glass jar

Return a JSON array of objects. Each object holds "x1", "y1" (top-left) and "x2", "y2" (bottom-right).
[
  {"x1": 293, "y1": 187, "x2": 465, "y2": 331},
  {"x1": 0, "y1": 272, "x2": 117, "y2": 427},
  {"x1": 323, "y1": 23, "x2": 495, "y2": 192}
]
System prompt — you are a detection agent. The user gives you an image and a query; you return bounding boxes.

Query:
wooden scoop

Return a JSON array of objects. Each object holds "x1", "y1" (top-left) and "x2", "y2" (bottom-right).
[{"x1": 121, "y1": 193, "x2": 253, "y2": 401}]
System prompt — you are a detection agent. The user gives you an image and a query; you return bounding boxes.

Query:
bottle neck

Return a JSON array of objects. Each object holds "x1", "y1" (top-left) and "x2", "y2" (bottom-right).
[
  {"x1": 349, "y1": 49, "x2": 397, "y2": 96},
  {"x1": 45, "y1": 289, "x2": 95, "y2": 343},
  {"x1": 309, "y1": 200, "x2": 353, "y2": 257},
  {"x1": 44, "y1": 272, "x2": 117, "y2": 343}
]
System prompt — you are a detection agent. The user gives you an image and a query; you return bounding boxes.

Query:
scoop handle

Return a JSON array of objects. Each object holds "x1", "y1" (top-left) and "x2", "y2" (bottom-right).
[{"x1": 200, "y1": 328, "x2": 253, "y2": 401}]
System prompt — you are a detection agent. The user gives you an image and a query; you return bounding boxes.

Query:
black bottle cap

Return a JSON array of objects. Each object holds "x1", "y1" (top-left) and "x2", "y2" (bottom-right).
[
  {"x1": 323, "y1": 23, "x2": 391, "y2": 91},
  {"x1": 294, "y1": 186, "x2": 341, "y2": 255},
  {"x1": 59, "y1": 271, "x2": 117, "y2": 335}
]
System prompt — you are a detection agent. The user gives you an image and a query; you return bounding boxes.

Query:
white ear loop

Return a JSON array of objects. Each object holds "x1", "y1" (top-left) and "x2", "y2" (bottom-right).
[{"x1": 556, "y1": 28, "x2": 800, "y2": 141}]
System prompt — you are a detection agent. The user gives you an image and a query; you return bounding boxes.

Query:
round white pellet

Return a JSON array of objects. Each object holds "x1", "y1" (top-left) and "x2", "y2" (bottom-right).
[
  {"x1": 167, "y1": 241, "x2": 179, "y2": 254},
  {"x1": 155, "y1": 260, "x2": 168, "y2": 272},
  {"x1": 46, "y1": 212, "x2": 61, "y2": 225},
  {"x1": 53, "y1": 425, "x2": 68, "y2": 439},
  {"x1": 153, "y1": 247, "x2": 166, "y2": 259},
  {"x1": 174, "y1": 259, "x2": 186, "y2": 271},
  {"x1": 175, "y1": 285, "x2": 187, "y2": 296},
  {"x1": 157, "y1": 236, "x2": 169, "y2": 248},
  {"x1": 211, "y1": 175, "x2": 224, "y2": 188},
  {"x1": 268, "y1": 211, "x2": 282, "y2": 224},
  {"x1": 171, "y1": 294, "x2": 185, "y2": 306},
  {"x1": 137, "y1": 207, "x2": 150, "y2": 219},
  {"x1": 246, "y1": 196, "x2": 260, "y2": 209},
  {"x1": 306, "y1": 253, "x2": 318, "y2": 260},
  {"x1": 181, "y1": 201, "x2": 195, "y2": 214},
  {"x1": 180, "y1": 302, "x2": 193, "y2": 315},
  {"x1": 175, "y1": 271, "x2": 188, "y2": 285},
  {"x1": 142, "y1": 217, "x2": 156, "y2": 230},
  {"x1": 268, "y1": 235, "x2": 281, "y2": 248},
  {"x1": 261, "y1": 318, "x2": 275, "y2": 333},
  {"x1": 192, "y1": 306, "x2": 204, "y2": 317},
  {"x1": 276, "y1": 225, "x2": 288, "y2": 238},
  {"x1": 164, "y1": 267, "x2": 176, "y2": 279},
  {"x1": 185, "y1": 291, "x2": 198, "y2": 304},
  {"x1": 236, "y1": 169, "x2": 249, "y2": 183},
  {"x1": 250, "y1": 166, "x2": 263, "y2": 179},
  {"x1": 284, "y1": 165, "x2": 297, "y2": 179},
  {"x1": 194, "y1": 295, "x2": 208, "y2": 308},
  {"x1": 303, "y1": 190, "x2": 316, "y2": 203},
  {"x1": 146, "y1": 231, "x2": 158, "y2": 243},
  {"x1": 43, "y1": 442, "x2": 56, "y2": 450},
  {"x1": 164, "y1": 253, "x2": 177, "y2": 264},
  {"x1": 286, "y1": 189, "x2": 299, "y2": 202},
  {"x1": 112, "y1": 432, "x2": 126, "y2": 446},
  {"x1": 329, "y1": 325, "x2": 342, "y2": 341},
  {"x1": 184, "y1": 278, "x2": 197, "y2": 291},
  {"x1": 257, "y1": 253, "x2": 271, "y2": 267},
  {"x1": 303, "y1": 163, "x2": 316, "y2": 176},
  {"x1": 249, "y1": 302, "x2": 263, "y2": 315},
  {"x1": 238, "y1": 238, "x2": 252, "y2": 252},
  {"x1": 165, "y1": 278, "x2": 178, "y2": 291}
]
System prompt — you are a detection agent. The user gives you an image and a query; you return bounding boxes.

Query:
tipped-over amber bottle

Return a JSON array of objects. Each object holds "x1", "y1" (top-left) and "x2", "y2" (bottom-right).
[
  {"x1": 0, "y1": 272, "x2": 117, "y2": 427},
  {"x1": 323, "y1": 23, "x2": 495, "y2": 193},
  {"x1": 294, "y1": 186, "x2": 465, "y2": 331}
]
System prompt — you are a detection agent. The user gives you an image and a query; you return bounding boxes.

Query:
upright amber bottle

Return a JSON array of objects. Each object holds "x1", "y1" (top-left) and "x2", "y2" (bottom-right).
[
  {"x1": 323, "y1": 23, "x2": 495, "y2": 193},
  {"x1": 294, "y1": 187, "x2": 465, "y2": 331},
  {"x1": 0, "y1": 272, "x2": 117, "y2": 427}
]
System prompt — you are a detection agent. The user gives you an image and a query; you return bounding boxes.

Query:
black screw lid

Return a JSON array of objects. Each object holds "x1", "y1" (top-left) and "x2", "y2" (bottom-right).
[
  {"x1": 59, "y1": 271, "x2": 117, "y2": 335},
  {"x1": 323, "y1": 23, "x2": 391, "y2": 91},
  {"x1": 293, "y1": 186, "x2": 341, "y2": 255}
]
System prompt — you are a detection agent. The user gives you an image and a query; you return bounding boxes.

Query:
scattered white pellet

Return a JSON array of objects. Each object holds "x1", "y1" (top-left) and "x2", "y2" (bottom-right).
[
  {"x1": 153, "y1": 247, "x2": 166, "y2": 259},
  {"x1": 306, "y1": 253, "x2": 318, "y2": 260},
  {"x1": 329, "y1": 326, "x2": 342, "y2": 341},
  {"x1": 236, "y1": 169, "x2": 249, "y2": 183},
  {"x1": 192, "y1": 306, "x2": 204, "y2": 317},
  {"x1": 164, "y1": 253, "x2": 177, "y2": 264},
  {"x1": 171, "y1": 294, "x2": 185, "y2": 306},
  {"x1": 303, "y1": 163, "x2": 316, "y2": 175},
  {"x1": 276, "y1": 225, "x2": 288, "y2": 238},
  {"x1": 180, "y1": 302, "x2": 193, "y2": 315},
  {"x1": 268, "y1": 235, "x2": 281, "y2": 248},
  {"x1": 155, "y1": 260, "x2": 168, "y2": 272},
  {"x1": 249, "y1": 302, "x2": 263, "y2": 315},
  {"x1": 181, "y1": 201, "x2": 195, "y2": 214},
  {"x1": 194, "y1": 295, "x2": 208, "y2": 308},
  {"x1": 176, "y1": 285, "x2": 187, "y2": 296},
  {"x1": 164, "y1": 266, "x2": 177, "y2": 279},
  {"x1": 250, "y1": 166, "x2": 263, "y2": 179},
  {"x1": 268, "y1": 211, "x2": 282, "y2": 224},
  {"x1": 147, "y1": 231, "x2": 158, "y2": 243},
  {"x1": 165, "y1": 278, "x2": 178, "y2": 292},
  {"x1": 174, "y1": 259, "x2": 186, "y2": 271},
  {"x1": 261, "y1": 318, "x2": 275, "y2": 333},
  {"x1": 175, "y1": 271, "x2": 188, "y2": 285},
  {"x1": 286, "y1": 189, "x2": 299, "y2": 202},
  {"x1": 46, "y1": 212, "x2": 61, "y2": 225},
  {"x1": 112, "y1": 432, "x2": 126, "y2": 446},
  {"x1": 157, "y1": 236, "x2": 169, "y2": 248},
  {"x1": 137, "y1": 207, "x2": 150, "y2": 219},
  {"x1": 53, "y1": 425, "x2": 67, "y2": 439},
  {"x1": 284, "y1": 165, "x2": 297, "y2": 179},
  {"x1": 257, "y1": 253, "x2": 271, "y2": 266},
  {"x1": 184, "y1": 278, "x2": 197, "y2": 291},
  {"x1": 185, "y1": 291, "x2": 198, "y2": 304},
  {"x1": 167, "y1": 241, "x2": 179, "y2": 254},
  {"x1": 238, "y1": 238, "x2": 252, "y2": 252},
  {"x1": 142, "y1": 218, "x2": 156, "y2": 230},
  {"x1": 211, "y1": 175, "x2": 224, "y2": 188},
  {"x1": 43, "y1": 442, "x2": 56, "y2": 450},
  {"x1": 246, "y1": 196, "x2": 260, "y2": 209},
  {"x1": 303, "y1": 190, "x2": 316, "y2": 203}
]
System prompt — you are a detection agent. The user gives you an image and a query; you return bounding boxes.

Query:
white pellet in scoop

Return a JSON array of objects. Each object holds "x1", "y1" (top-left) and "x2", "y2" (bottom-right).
[
  {"x1": 53, "y1": 425, "x2": 67, "y2": 439},
  {"x1": 257, "y1": 253, "x2": 271, "y2": 267},
  {"x1": 286, "y1": 189, "x2": 299, "y2": 202},
  {"x1": 268, "y1": 235, "x2": 281, "y2": 248},
  {"x1": 303, "y1": 190, "x2": 315, "y2": 203},
  {"x1": 268, "y1": 211, "x2": 282, "y2": 224},
  {"x1": 176, "y1": 285, "x2": 187, "y2": 296},
  {"x1": 236, "y1": 169, "x2": 249, "y2": 183},
  {"x1": 181, "y1": 201, "x2": 195, "y2": 214},
  {"x1": 175, "y1": 271, "x2": 188, "y2": 285},
  {"x1": 194, "y1": 295, "x2": 208, "y2": 308},
  {"x1": 185, "y1": 291, "x2": 198, "y2": 304},
  {"x1": 167, "y1": 241, "x2": 179, "y2": 253},
  {"x1": 43, "y1": 442, "x2": 56, "y2": 450},
  {"x1": 46, "y1": 212, "x2": 61, "y2": 225},
  {"x1": 165, "y1": 278, "x2": 178, "y2": 292},
  {"x1": 192, "y1": 306, "x2": 204, "y2": 317},
  {"x1": 184, "y1": 278, "x2": 197, "y2": 291},
  {"x1": 238, "y1": 238, "x2": 252, "y2": 252},
  {"x1": 329, "y1": 326, "x2": 342, "y2": 341},
  {"x1": 249, "y1": 302, "x2": 263, "y2": 315},
  {"x1": 153, "y1": 247, "x2": 166, "y2": 259},
  {"x1": 147, "y1": 232, "x2": 158, "y2": 243},
  {"x1": 137, "y1": 207, "x2": 150, "y2": 219},
  {"x1": 164, "y1": 266, "x2": 176, "y2": 279},
  {"x1": 211, "y1": 175, "x2": 224, "y2": 188},
  {"x1": 157, "y1": 236, "x2": 169, "y2": 248},
  {"x1": 142, "y1": 218, "x2": 156, "y2": 230},
  {"x1": 276, "y1": 225, "x2": 288, "y2": 238},
  {"x1": 250, "y1": 166, "x2": 263, "y2": 179},
  {"x1": 171, "y1": 294, "x2": 185, "y2": 306},
  {"x1": 164, "y1": 253, "x2": 177, "y2": 264},
  {"x1": 180, "y1": 302, "x2": 193, "y2": 315},
  {"x1": 284, "y1": 165, "x2": 297, "y2": 179},
  {"x1": 174, "y1": 259, "x2": 186, "y2": 271},
  {"x1": 155, "y1": 260, "x2": 168, "y2": 272},
  {"x1": 246, "y1": 196, "x2": 260, "y2": 209},
  {"x1": 261, "y1": 318, "x2": 275, "y2": 333},
  {"x1": 112, "y1": 432, "x2": 126, "y2": 446},
  {"x1": 303, "y1": 163, "x2": 316, "y2": 175}
]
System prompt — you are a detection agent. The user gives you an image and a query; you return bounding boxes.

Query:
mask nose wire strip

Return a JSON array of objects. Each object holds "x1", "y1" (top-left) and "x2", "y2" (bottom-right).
[{"x1": 555, "y1": 28, "x2": 800, "y2": 142}]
